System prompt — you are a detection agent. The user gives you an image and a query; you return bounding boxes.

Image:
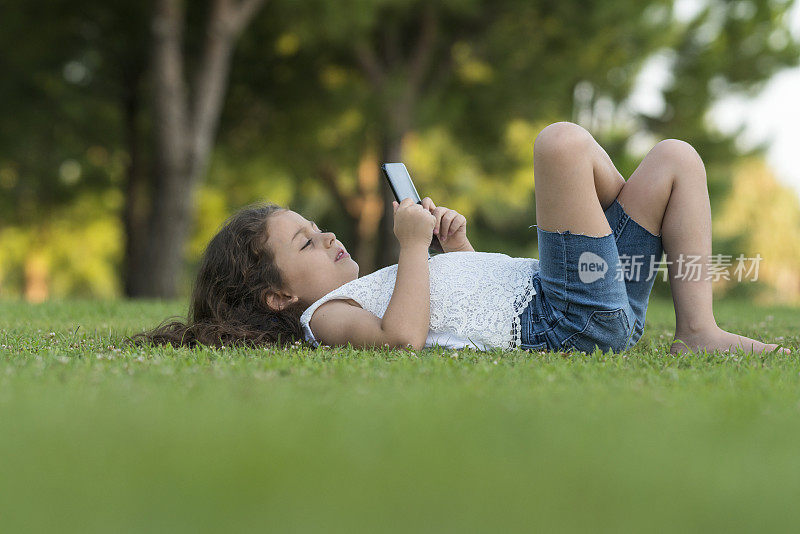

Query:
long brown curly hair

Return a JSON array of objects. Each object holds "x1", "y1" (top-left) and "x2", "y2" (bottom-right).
[{"x1": 126, "y1": 202, "x2": 308, "y2": 349}]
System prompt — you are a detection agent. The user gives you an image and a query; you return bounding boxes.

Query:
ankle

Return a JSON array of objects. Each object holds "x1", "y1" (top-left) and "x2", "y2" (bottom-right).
[{"x1": 674, "y1": 320, "x2": 719, "y2": 339}]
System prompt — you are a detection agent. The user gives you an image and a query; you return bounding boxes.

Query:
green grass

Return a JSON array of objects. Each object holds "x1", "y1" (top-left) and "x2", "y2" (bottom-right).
[{"x1": 1, "y1": 297, "x2": 799, "y2": 533}]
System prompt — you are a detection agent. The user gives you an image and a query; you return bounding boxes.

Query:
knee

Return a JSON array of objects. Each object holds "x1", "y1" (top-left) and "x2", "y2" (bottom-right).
[
  {"x1": 650, "y1": 139, "x2": 705, "y2": 179},
  {"x1": 534, "y1": 121, "x2": 593, "y2": 163}
]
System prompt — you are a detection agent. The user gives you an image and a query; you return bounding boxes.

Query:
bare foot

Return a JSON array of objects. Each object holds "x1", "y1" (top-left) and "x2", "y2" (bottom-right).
[{"x1": 670, "y1": 326, "x2": 791, "y2": 355}]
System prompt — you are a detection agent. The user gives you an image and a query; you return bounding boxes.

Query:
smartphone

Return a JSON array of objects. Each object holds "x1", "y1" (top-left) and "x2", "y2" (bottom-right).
[{"x1": 381, "y1": 162, "x2": 444, "y2": 253}]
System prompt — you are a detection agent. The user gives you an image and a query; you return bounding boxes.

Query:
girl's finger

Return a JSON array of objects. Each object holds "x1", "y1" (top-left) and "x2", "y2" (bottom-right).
[
  {"x1": 451, "y1": 214, "x2": 466, "y2": 235},
  {"x1": 446, "y1": 214, "x2": 466, "y2": 239},
  {"x1": 433, "y1": 207, "x2": 446, "y2": 234},
  {"x1": 440, "y1": 212, "x2": 456, "y2": 239}
]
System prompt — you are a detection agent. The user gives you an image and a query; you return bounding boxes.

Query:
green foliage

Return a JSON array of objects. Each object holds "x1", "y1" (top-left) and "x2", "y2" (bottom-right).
[
  {"x1": 1, "y1": 0, "x2": 799, "y2": 297},
  {"x1": 225, "y1": 0, "x2": 799, "y2": 259},
  {"x1": 714, "y1": 158, "x2": 800, "y2": 303},
  {"x1": 0, "y1": 0, "x2": 148, "y2": 224},
  {"x1": 0, "y1": 190, "x2": 123, "y2": 298}
]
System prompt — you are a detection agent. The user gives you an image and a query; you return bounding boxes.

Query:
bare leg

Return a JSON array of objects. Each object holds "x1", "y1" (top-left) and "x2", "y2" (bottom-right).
[
  {"x1": 614, "y1": 140, "x2": 790, "y2": 355},
  {"x1": 534, "y1": 122, "x2": 626, "y2": 236}
]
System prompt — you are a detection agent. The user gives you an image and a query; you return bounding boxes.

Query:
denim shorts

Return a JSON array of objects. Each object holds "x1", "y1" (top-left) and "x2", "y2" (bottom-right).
[{"x1": 518, "y1": 198, "x2": 664, "y2": 353}]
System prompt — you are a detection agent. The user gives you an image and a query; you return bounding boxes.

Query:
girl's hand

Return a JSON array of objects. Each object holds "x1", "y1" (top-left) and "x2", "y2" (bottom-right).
[
  {"x1": 392, "y1": 197, "x2": 436, "y2": 249},
  {"x1": 419, "y1": 197, "x2": 473, "y2": 253}
]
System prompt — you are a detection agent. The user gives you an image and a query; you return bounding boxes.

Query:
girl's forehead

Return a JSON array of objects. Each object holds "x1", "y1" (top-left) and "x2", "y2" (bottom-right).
[
  {"x1": 283, "y1": 210, "x2": 317, "y2": 226},
  {"x1": 270, "y1": 210, "x2": 309, "y2": 243},
  {"x1": 282, "y1": 210, "x2": 310, "y2": 227}
]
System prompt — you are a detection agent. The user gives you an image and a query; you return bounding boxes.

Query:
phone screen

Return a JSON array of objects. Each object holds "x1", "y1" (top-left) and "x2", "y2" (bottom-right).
[
  {"x1": 381, "y1": 162, "x2": 444, "y2": 254},
  {"x1": 381, "y1": 163, "x2": 422, "y2": 204}
]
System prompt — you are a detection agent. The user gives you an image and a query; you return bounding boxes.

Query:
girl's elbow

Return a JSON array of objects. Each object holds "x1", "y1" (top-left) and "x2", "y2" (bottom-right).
[
  {"x1": 394, "y1": 334, "x2": 425, "y2": 351},
  {"x1": 408, "y1": 335, "x2": 426, "y2": 351}
]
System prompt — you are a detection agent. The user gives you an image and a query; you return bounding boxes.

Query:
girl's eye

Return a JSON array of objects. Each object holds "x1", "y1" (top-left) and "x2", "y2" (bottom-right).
[{"x1": 300, "y1": 224, "x2": 325, "y2": 250}]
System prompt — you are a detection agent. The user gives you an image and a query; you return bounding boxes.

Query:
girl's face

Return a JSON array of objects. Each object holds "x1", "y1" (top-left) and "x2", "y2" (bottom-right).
[{"x1": 266, "y1": 209, "x2": 358, "y2": 310}]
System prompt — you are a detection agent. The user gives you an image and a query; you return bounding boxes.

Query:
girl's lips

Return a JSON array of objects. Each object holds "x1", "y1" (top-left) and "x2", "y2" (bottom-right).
[{"x1": 335, "y1": 249, "x2": 349, "y2": 262}]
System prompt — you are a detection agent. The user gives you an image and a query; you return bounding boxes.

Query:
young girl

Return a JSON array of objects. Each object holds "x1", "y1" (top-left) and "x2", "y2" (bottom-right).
[{"x1": 134, "y1": 121, "x2": 790, "y2": 355}]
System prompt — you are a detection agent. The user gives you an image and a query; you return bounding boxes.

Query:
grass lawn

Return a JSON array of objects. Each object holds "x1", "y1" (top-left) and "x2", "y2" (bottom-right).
[{"x1": 1, "y1": 297, "x2": 799, "y2": 533}]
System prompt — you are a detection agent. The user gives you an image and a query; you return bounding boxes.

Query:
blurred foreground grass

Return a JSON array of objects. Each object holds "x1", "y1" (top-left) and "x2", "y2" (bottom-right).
[{"x1": 1, "y1": 297, "x2": 799, "y2": 533}]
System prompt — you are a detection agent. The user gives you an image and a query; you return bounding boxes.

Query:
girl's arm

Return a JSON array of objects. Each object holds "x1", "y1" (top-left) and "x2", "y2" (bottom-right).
[
  {"x1": 381, "y1": 241, "x2": 431, "y2": 349},
  {"x1": 315, "y1": 199, "x2": 433, "y2": 351}
]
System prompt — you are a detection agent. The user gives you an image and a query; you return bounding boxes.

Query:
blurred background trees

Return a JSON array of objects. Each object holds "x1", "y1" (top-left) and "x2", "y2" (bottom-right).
[{"x1": 1, "y1": 0, "x2": 799, "y2": 302}]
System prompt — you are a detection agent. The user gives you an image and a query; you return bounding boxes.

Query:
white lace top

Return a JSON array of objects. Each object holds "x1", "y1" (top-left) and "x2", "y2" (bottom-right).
[{"x1": 299, "y1": 251, "x2": 540, "y2": 351}]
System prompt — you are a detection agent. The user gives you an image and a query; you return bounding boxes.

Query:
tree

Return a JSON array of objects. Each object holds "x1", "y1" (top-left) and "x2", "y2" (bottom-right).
[
  {"x1": 223, "y1": 0, "x2": 797, "y2": 273},
  {"x1": 0, "y1": 0, "x2": 267, "y2": 299},
  {"x1": 0, "y1": 0, "x2": 143, "y2": 298},
  {"x1": 2, "y1": 0, "x2": 798, "y2": 299},
  {"x1": 714, "y1": 158, "x2": 800, "y2": 303},
  {"x1": 138, "y1": 0, "x2": 266, "y2": 297},
  {"x1": 639, "y1": 0, "x2": 800, "y2": 210},
  {"x1": 220, "y1": 0, "x2": 679, "y2": 272}
]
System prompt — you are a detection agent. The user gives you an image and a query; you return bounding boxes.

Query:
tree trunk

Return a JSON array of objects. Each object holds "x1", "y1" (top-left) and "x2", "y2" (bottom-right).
[
  {"x1": 357, "y1": 5, "x2": 438, "y2": 269},
  {"x1": 23, "y1": 250, "x2": 49, "y2": 303},
  {"x1": 354, "y1": 147, "x2": 383, "y2": 275},
  {"x1": 122, "y1": 68, "x2": 151, "y2": 297},
  {"x1": 143, "y1": 0, "x2": 191, "y2": 297},
  {"x1": 20, "y1": 224, "x2": 50, "y2": 301},
  {"x1": 142, "y1": 157, "x2": 194, "y2": 298},
  {"x1": 139, "y1": 0, "x2": 265, "y2": 298}
]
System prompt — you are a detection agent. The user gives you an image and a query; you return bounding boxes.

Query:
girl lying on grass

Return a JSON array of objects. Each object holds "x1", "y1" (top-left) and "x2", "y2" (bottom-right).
[{"x1": 133, "y1": 122, "x2": 791, "y2": 355}]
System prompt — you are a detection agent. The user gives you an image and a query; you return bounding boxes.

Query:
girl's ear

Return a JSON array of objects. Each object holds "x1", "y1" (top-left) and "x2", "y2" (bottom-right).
[{"x1": 263, "y1": 289, "x2": 297, "y2": 311}]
